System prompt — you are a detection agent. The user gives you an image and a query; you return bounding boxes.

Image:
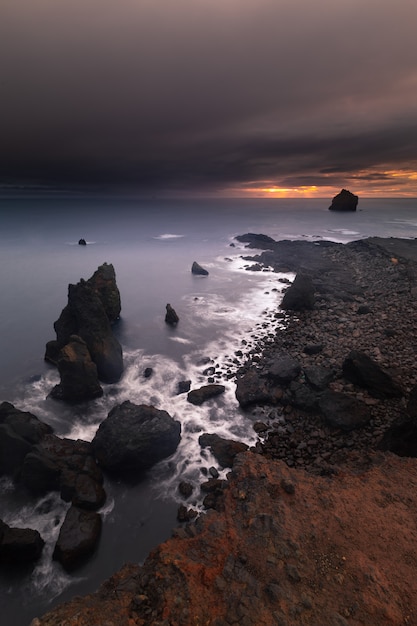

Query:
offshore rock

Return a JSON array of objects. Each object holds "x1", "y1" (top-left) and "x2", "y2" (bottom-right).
[
  {"x1": 342, "y1": 350, "x2": 403, "y2": 399},
  {"x1": 281, "y1": 273, "x2": 315, "y2": 311},
  {"x1": 235, "y1": 233, "x2": 276, "y2": 248},
  {"x1": 187, "y1": 384, "x2": 225, "y2": 405},
  {"x1": 328, "y1": 188, "x2": 359, "y2": 211},
  {"x1": 0, "y1": 520, "x2": 45, "y2": 564},
  {"x1": 191, "y1": 261, "x2": 209, "y2": 275},
  {"x1": 53, "y1": 506, "x2": 102, "y2": 572},
  {"x1": 78, "y1": 238, "x2": 87, "y2": 246},
  {"x1": 165, "y1": 303, "x2": 179, "y2": 325},
  {"x1": 49, "y1": 335, "x2": 103, "y2": 403},
  {"x1": 46, "y1": 263, "x2": 123, "y2": 385},
  {"x1": 91, "y1": 401, "x2": 181, "y2": 474}
]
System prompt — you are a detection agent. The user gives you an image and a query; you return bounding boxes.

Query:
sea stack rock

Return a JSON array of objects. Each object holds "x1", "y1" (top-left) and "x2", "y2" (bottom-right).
[
  {"x1": 191, "y1": 261, "x2": 209, "y2": 276},
  {"x1": 328, "y1": 189, "x2": 358, "y2": 211},
  {"x1": 45, "y1": 263, "x2": 123, "y2": 386},
  {"x1": 165, "y1": 303, "x2": 179, "y2": 325},
  {"x1": 78, "y1": 239, "x2": 87, "y2": 246}
]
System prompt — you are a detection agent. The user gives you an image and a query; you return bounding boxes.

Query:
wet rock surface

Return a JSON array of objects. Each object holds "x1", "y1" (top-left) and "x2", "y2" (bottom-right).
[
  {"x1": 45, "y1": 262, "x2": 123, "y2": 388},
  {"x1": 92, "y1": 401, "x2": 181, "y2": 474}
]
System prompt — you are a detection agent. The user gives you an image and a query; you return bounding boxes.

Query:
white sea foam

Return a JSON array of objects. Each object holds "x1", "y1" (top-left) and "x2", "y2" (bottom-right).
[{"x1": 153, "y1": 233, "x2": 185, "y2": 240}]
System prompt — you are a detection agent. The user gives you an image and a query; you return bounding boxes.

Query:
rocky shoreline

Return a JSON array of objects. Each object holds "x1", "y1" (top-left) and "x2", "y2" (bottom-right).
[{"x1": 33, "y1": 236, "x2": 417, "y2": 625}]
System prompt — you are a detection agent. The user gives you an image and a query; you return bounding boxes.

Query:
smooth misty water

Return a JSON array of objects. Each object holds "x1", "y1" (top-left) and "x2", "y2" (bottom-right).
[{"x1": 0, "y1": 196, "x2": 416, "y2": 625}]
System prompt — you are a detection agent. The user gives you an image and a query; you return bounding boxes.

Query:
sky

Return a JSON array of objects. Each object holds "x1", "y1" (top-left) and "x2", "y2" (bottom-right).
[{"x1": 1, "y1": 0, "x2": 417, "y2": 198}]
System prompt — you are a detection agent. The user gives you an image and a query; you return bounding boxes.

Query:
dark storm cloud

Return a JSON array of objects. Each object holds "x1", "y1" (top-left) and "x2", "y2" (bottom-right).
[{"x1": 1, "y1": 0, "x2": 417, "y2": 193}]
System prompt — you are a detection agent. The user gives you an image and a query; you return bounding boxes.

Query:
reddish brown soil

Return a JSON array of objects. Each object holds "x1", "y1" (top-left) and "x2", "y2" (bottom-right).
[{"x1": 36, "y1": 450, "x2": 417, "y2": 626}]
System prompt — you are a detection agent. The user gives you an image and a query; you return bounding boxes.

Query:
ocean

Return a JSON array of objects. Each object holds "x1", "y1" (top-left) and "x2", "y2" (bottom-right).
[{"x1": 1, "y1": 196, "x2": 416, "y2": 625}]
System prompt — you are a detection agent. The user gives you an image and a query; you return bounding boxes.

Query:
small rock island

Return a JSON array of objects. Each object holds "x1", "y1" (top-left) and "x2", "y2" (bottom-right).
[{"x1": 328, "y1": 188, "x2": 358, "y2": 211}]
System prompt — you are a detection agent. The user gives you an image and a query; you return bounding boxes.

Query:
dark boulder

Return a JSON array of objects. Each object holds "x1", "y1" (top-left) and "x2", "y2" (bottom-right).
[
  {"x1": 177, "y1": 380, "x2": 191, "y2": 395},
  {"x1": 235, "y1": 233, "x2": 276, "y2": 248},
  {"x1": 92, "y1": 401, "x2": 181, "y2": 474},
  {"x1": 328, "y1": 189, "x2": 358, "y2": 212},
  {"x1": 0, "y1": 424, "x2": 33, "y2": 476},
  {"x1": 191, "y1": 261, "x2": 209, "y2": 276},
  {"x1": 265, "y1": 355, "x2": 301, "y2": 384},
  {"x1": 144, "y1": 367, "x2": 153, "y2": 379},
  {"x1": 199, "y1": 433, "x2": 248, "y2": 468},
  {"x1": 60, "y1": 471, "x2": 106, "y2": 510},
  {"x1": 49, "y1": 336, "x2": 103, "y2": 403},
  {"x1": 165, "y1": 303, "x2": 179, "y2": 325},
  {"x1": 53, "y1": 506, "x2": 102, "y2": 571},
  {"x1": 20, "y1": 451, "x2": 62, "y2": 494},
  {"x1": 0, "y1": 402, "x2": 53, "y2": 444},
  {"x1": 235, "y1": 369, "x2": 279, "y2": 408},
  {"x1": 78, "y1": 238, "x2": 87, "y2": 246},
  {"x1": 0, "y1": 520, "x2": 45, "y2": 564},
  {"x1": 304, "y1": 365, "x2": 335, "y2": 391},
  {"x1": 187, "y1": 384, "x2": 225, "y2": 406},
  {"x1": 281, "y1": 274, "x2": 315, "y2": 311},
  {"x1": 289, "y1": 382, "x2": 320, "y2": 412},
  {"x1": 0, "y1": 402, "x2": 54, "y2": 477},
  {"x1": 319, "y1": 390, "x2": 371, "y2": 431},
  {"x1": 378, "y1": 417, "x2": 417, "y2": 457},
  {"x1": 342, "y1": 351, "x2": 403, "y2": 399}
]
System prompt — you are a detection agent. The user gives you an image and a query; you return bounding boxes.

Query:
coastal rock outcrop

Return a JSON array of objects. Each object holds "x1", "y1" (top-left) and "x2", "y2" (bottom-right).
[
  {"x1": 165, "y1": 303, "x2": 179, "y2": 325},
  {"x1": 187, "y1": 384, "x2": 225, "y2": 405},
  {"x1": 91, "y1": 401, "x2": 181, "y2": 474},
  {"x1": 0, "y1": 402, "x2": 105, "y2": 510},
  {"x1": 0, "y1": 520, "x2": 45, "y2": 564},
  {"x1": 53, "y1": 506, "x2": 102, "y2": 572},
  {"x1": 45, "y1": 263, "x2": 123, "y2": 388},
  {"x1": 328, "y1": 188, "x2": 358, "y2": 211},
  {"x1": 319, "y1": 389, "x2": 371, "y2": 431},
  {"x1": 48, "y1": 335, "x2": 103, "y2": 403},
  {"x1": 342, "y1": 350, "x2": 403, "y2": 398},
  {"x1": 280, "y1": 273, "x2": 315, "y2": 311},
  {"x1": 191, "y1": 261, "x2": 209, "y2": 275},
  {"x1": 199, "y1": 433, "x2": 248, "y2": 468}
]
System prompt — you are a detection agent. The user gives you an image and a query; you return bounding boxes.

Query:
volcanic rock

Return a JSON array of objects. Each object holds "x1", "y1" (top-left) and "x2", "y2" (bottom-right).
[
  {"x1": 265, "y1": 355, "x2": 301, "y2": 383},
  {"x1": 199, "y1": 433, "x2": 248, "y2": 468},
  {"x1": 281, "y1": 273, "x2": 315, "y2": 311},
  {"x1": 342, "y1": 350, "x2": 403, "y2": 399},
  {"x1": 53, "y1": 506, "x2": 102, "y2": 571},
  {"x1": 45, "y1": 263, "x2": 123, "y2": 384},
  {"x1": 235, "y1": 233, "x2": 276, "y2": 248},
  {"x1": 165, "y1": 303, "x2": 179, "y2": 325},
  {"x1": 91, "y1": 401, "x2": 181, "y2": 474},
  {"x1": 187, "y1": 384, "x2": 225, "y2": 405},
  {"x1": 235, "y1": 369, "x2": 278, "y2": 408},
  {"x1": 0, "y1": 520, "x2": 45, "y2": 564},
  {"x1": 319, "y1": 390, "x2": 371, "y2": 431},
  {"x1": 49, "y1": 336, "x2": 103, "y2": 403},
  {"x1": 191, "y1": 261, "x2": 209, "y2": 275},
  {"x1": 328, "y1": 188, "x2": 359, "y2": 211},
  {"x1": 177, "y1": 380, "x2": 191, "y2": 395}
]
